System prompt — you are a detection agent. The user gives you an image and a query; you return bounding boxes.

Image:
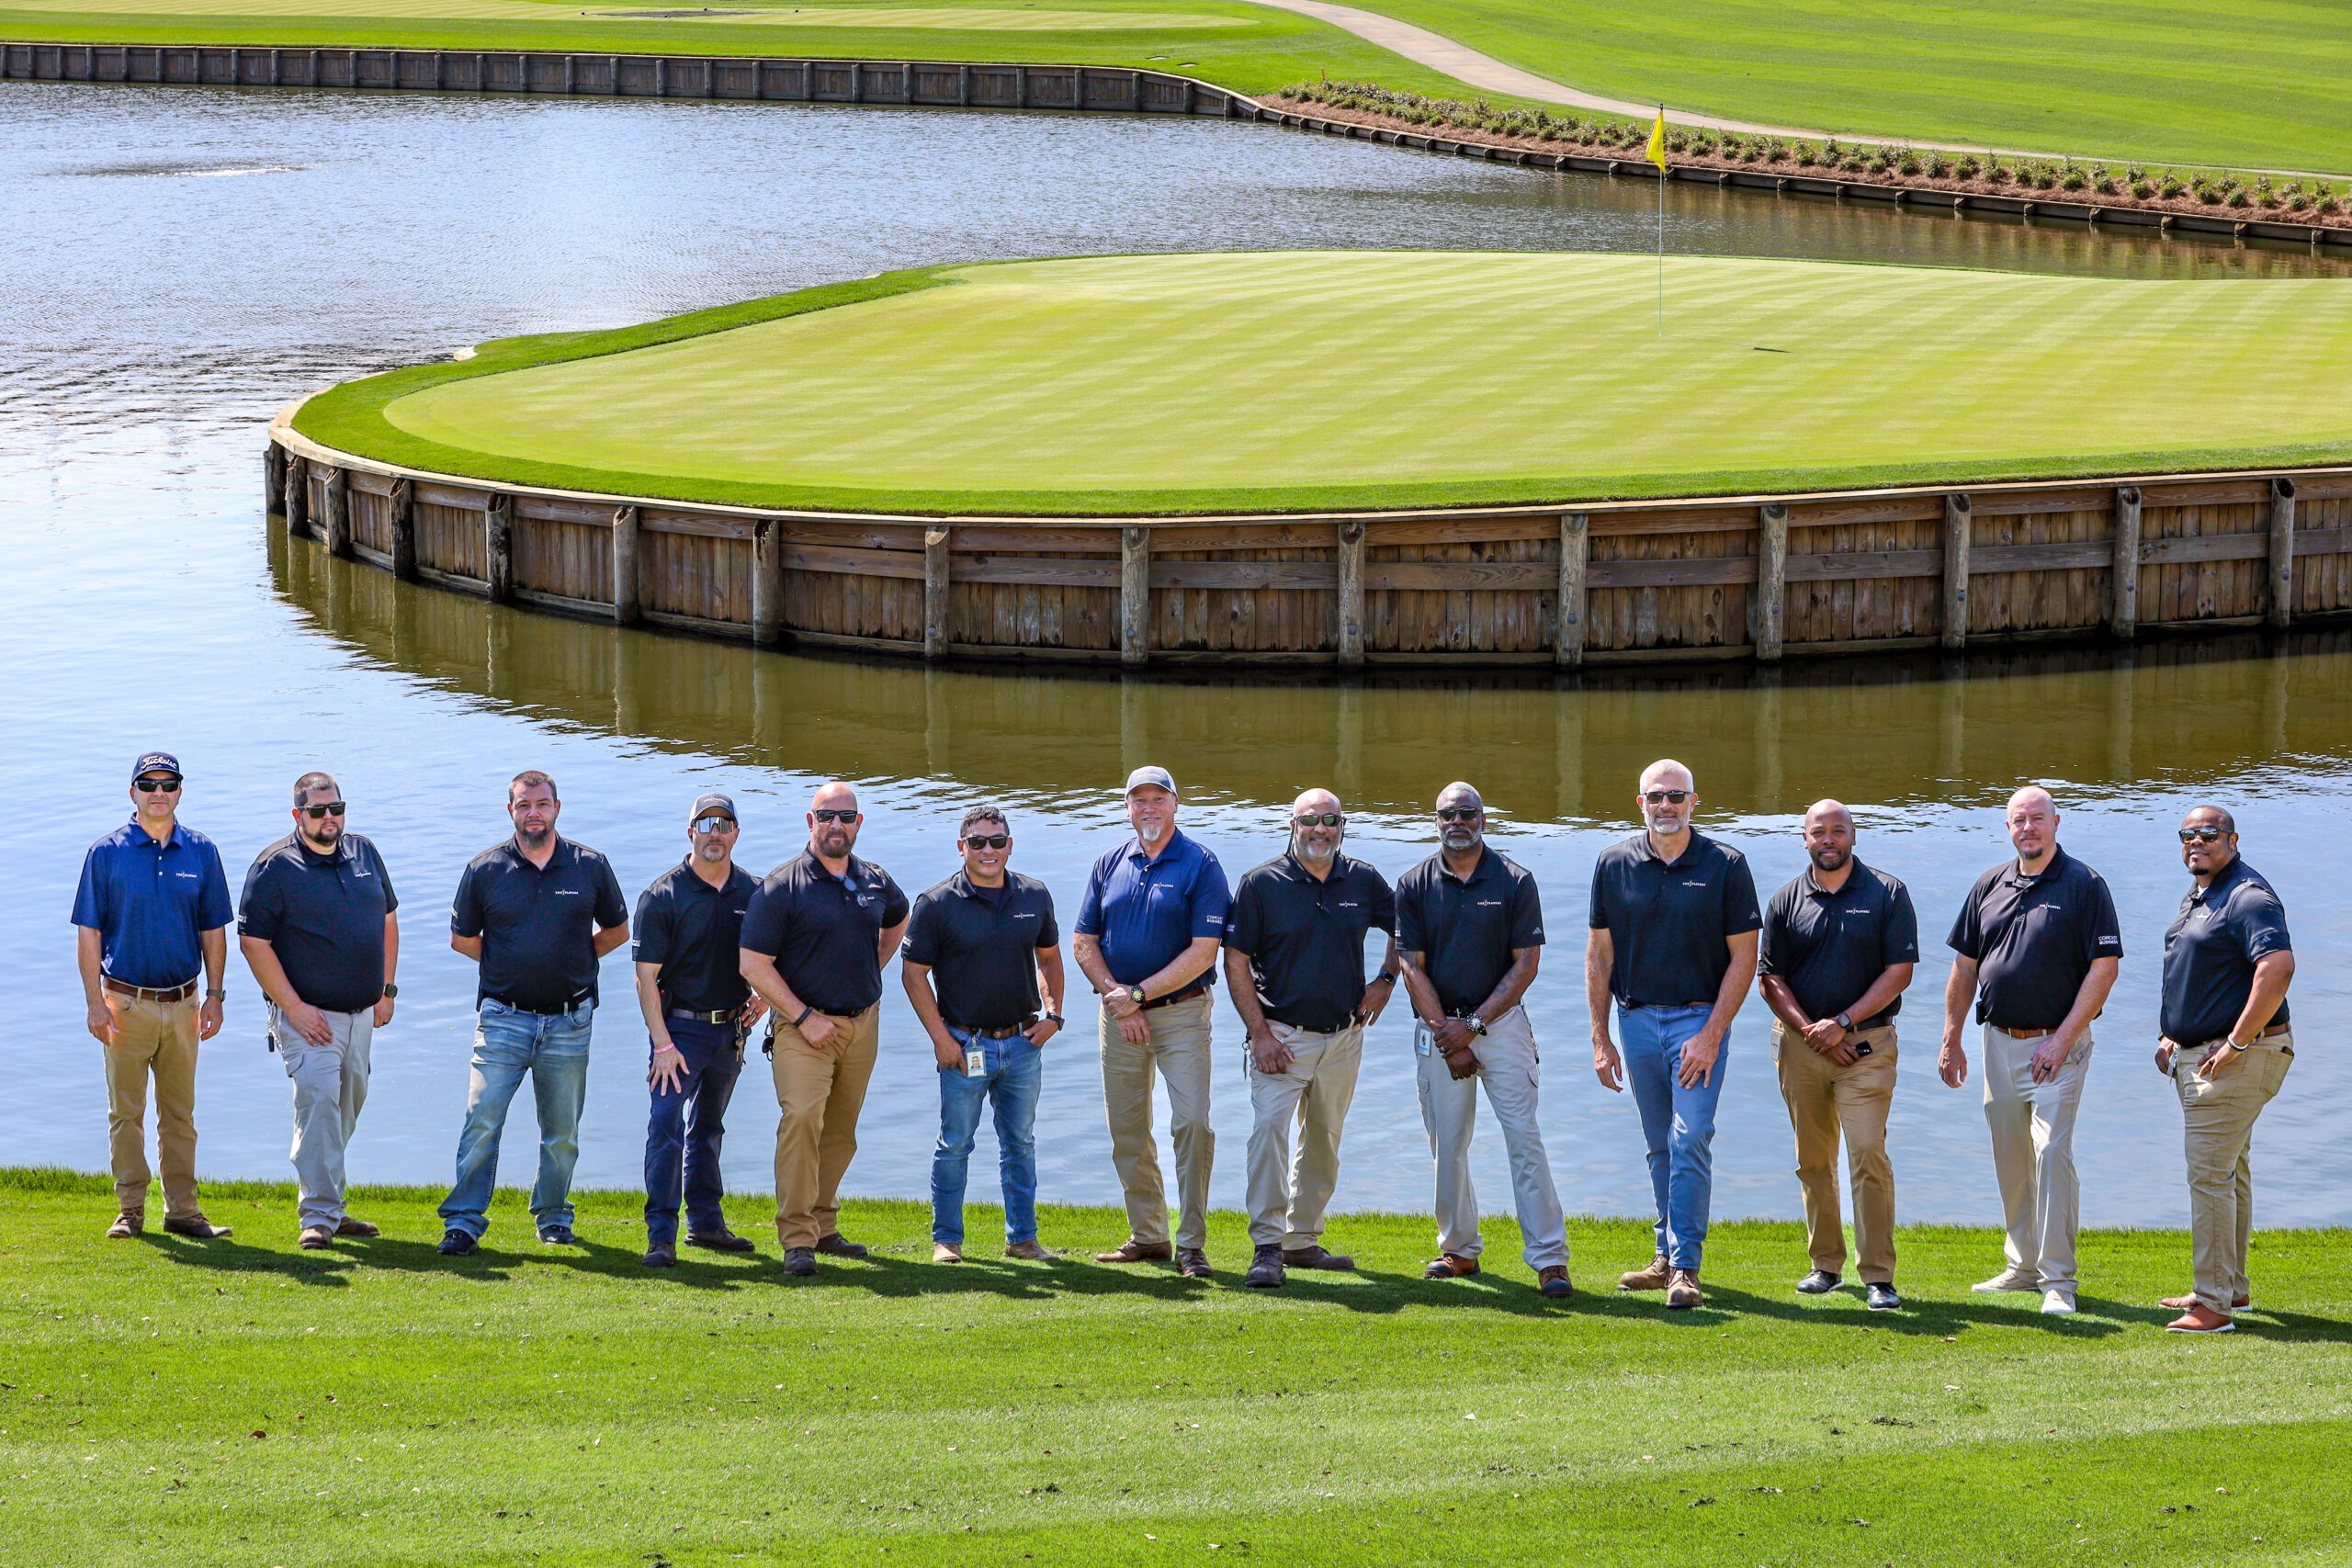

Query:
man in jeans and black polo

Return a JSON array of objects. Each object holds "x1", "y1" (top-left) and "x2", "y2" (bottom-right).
[
  {"x1": 738, "y1": 780, "x2": 910, "y2": 1277},
  {"x1": 1757, "y1": 800, "x2": 1917, "y2": 1311},
  {"x1": 238, "y1": 771, "x2": 401, "y2": 1249},
  {"x1": 437, "y1": 770, "x2": 629, "y2": 1256},
  {"x1": 630, "y1": 792, "x2": 763, "y2": 1269},
  {"x1": 901, "y1": 805, "x2": 1065, "y2": 1265},
  {"x1": 1940, "y1": 784, "x2": 2121, "y2": 1316}
]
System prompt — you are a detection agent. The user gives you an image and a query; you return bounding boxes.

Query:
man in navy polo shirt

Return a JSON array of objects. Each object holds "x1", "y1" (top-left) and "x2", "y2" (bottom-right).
[
  {"x1": 1073, "y1": 765, "x2": 1230, "y2": 1279},
  {"x1": 739, "y1": 780, "x2": 910, "y2": 1277},
  {"x1": 1224, "y1": 787, "x2": 1397, "y2": 1289},
  {"x1": 631, "y1": 792, "x2": 764, "y2": 1269},
  {"x1": 901, "y1": 804, "x2": 1065, "y2": 1266},
  {"x1": 73, "y1": 750, "x2": 234, "y2": 1241},
  {"x1": 436, "y1": 770, "x2": 629, "y2": 1256},
  {"x1": 2154, "y1": 806, "x2": 2295, "y2": 1335},
  {"x1": 238, "y1": 771, "x2": 401, "y2": 1249},
  {"x1": 1587, "y1": 759, "x2": 1760, "y2": 1310},
  {"x1": 1940, "y1": 784, "x2": 2121, "y2": 1315}
]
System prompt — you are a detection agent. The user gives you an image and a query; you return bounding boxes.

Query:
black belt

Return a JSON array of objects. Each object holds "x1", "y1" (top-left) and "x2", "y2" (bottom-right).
[
  {"x1": 668, "y1": 1005, "x2": 738, "y2": 1025},
  {"x1": 1141, "y1": 987, "x2": 1204, "y2": 1011},
  {"x1": 946, "y1": 1018, "x2": 1034, "y2": 1039},
  {"x1": 486, "y1": 991, "x2": 592, "y2": 1015}
]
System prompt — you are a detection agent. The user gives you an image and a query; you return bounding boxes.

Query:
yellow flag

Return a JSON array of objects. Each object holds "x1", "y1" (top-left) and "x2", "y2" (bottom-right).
[{"x1": 1645, "y1": 106, "x2": 1668, "y2": 169}]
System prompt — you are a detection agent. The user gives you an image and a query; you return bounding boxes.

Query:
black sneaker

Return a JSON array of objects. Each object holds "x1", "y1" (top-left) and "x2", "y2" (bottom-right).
[
  {"x1": 1866, "y1": 1281, "x2": 1902, "y2": 1312},
  {"x1": 436, "y1": 1229, "x2": 478, "y2": 1257},
  {"x1": 1244, "y1": 1244, "x2": 1285, "y2": 1289},
  {"x1": 1796, "y1": 1269, "x2": 1841, "y2": 1295},
  {"x1": 782, "y1": 1247, "x2": 818, "y2": 1277},
  {"x1": 537, "y1": 1224, "x2": 580, "y2": 1247}
]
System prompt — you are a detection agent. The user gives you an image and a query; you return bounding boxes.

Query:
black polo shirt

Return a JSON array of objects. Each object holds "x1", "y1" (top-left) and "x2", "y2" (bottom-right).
[
  {"x1": 903, "y1": 871, "x2": 1059, "y2": 1030},
  {"x1": 1946, "y1": 844, "x2": 2123, "y2": 1031},
  {"x1": 632, "y1": 859, "x2": 760, "y2": 1014},
  {"x1": 450, "y1": 836, "x2": 628, "y2": 1013},
  {"x1": 2161, "y1": 856, "x2": 2290, "y2": 1043},
  {"x1": 1588, "y1": 830, "x2": 1762, "y2": 1008},
  {"x1": 1396, "y1": 847, "x2": 1544, "y2": 1018},
  {"x1": 740, "y1": 849, "x2": 910, "y2": 1015},
  {"x1": 1758, "y1": 859, "x2": 1919, "y2": 1026},
  {"x1": 238, "y1": 832, "x2": 400, "y2": 1013},
  {"x1": 1227, "y1": 852, "x2": 1397, "y2": 1034}
]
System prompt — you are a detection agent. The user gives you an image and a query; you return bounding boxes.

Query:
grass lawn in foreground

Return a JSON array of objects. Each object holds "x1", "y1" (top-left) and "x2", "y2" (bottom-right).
[
  {"x1": 3, "y1": 1168, "x2": 2346, "y2": 1566},
  {"x1": 299, "y1": 250, "x2": 2352, "y2": 516}
]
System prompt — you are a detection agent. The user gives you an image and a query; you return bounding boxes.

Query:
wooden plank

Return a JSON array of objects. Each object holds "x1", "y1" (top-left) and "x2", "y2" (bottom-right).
[
  {"x1": 1584, "y1": 556, "x2": 1759, "y2": 589},
  {"x1": 611, "y1": 504, "x2": 640, "y2": 624},
  {"x1": 752, "y1": 520, "x2": 786, "y2": 645},
  {"x1": 2269, "y1": 477, "x2": 2298, "y2": 628},
  {"x1": 1154, "y1": 559, "x2": 1338, "y2": 590},
  {"x1": 1756, "y1": 502, "x2": 1788, "y2": 661},
  {"x1": 1335, "y1": 519, "x2": 1365, "y2": 670},
  {"x1": 262, "y1": 442, "x2": 283, "y2": 515},
  {"x1": 1555, "y1": 511, "x2": 1588, "y2": 669},
  {"x1": 2137, "y1": 533, "x2": 2269, "y2": 566},
  {"x1": 2111, "y1": 485, "x2": 2141, "y2": 637},
  {"x1": 388, "y1": 478, "x2": 417, "y2": 581},
  {"x1": 1783, "y1": 547, "x2": 1942, "y2": 582},
  {"x1": 1941, "y1": 491, "x2": 1972, "y2": 649},
  {"x1": 781, "y1": 542, "x2": 923, "y2": 579},
  {"x1": 321, "y1": 464, "x2": 350, "y2": 558},
  {"x1": 1120, "y1": 525, "x2": 1149, "y2": 667},
  {"x1": 923, "y1": 526, "x2": 951, "y2": 660},
  {"x1": 1968, "y1": 539, "x2": 2115, "y2": 573},
  {"x1": 484, "y1": 491, "x2": 513, "y2": 603},
  {"x1": 952, "y1": 554, "x2": 1120, "y2": 588},
  {"x1": 2291, "y1": 525, "x2": 2352, "y2": 558},
  {"x1": 282, "y1": 452, "x2": 308, "y2": 533}
]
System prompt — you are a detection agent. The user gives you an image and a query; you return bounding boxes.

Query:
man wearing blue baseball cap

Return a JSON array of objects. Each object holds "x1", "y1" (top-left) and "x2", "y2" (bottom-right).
[{"x1": 72, "y1": 752, "x2": 235, "y2": 1240}]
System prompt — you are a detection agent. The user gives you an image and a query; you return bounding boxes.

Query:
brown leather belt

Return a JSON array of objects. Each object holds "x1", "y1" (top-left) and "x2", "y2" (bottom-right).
[
  {"x1": 103, "y1": 976, "x2": 198, "y2": 1003},
  {"x1": 1142, "y1": 988, "x2": 1204, "y2": 1011},
  {"x1": 2196, "y1": 1022, "x2": 2292, "y2": 1048},
  {"x1": 1989, "y1": 1024, "x2": 2051, "y2": 1039}
]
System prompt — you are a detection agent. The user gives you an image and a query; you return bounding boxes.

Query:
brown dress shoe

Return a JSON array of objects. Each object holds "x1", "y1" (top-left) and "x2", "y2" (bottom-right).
[
  {"x1": 298, "y1": 1225, "x2": 334, "y2": 1250},
  {"x1": 2165, "y1": 1303, "x2": 2235, "y2": 1334},
  {"x1": 813, "y1": 1233, "x2": 868, "y2": 1258},
  {"x1": 1281, "y1": 1244, "x2": 1355, "y2": 1271},
  {"x1": 1177, "y1": 1247, "x2": 1213, "y2": 1279},
  {"x1": 106, "y1": 1212, "x2": 143, "y2": 1240},
  {"x1": 1619, "y1": 1255, "x2": 1671, "y2": 1292},
  {"x1": 163, "y1": 1214, "x2": 232, "y2": 1240},
  {"x1": 1094, "y1": 1238, "x2": 1174, "y2": 1264},
  {"x1": 1423, "y1": 1253, "x2": 1479, "y2": 1280},
  {"x1": 334, "y1": 1217, "x2": 380, "y2": 1238},
  {"x1": 1537, "y1": 1265, "x2": 1573, "y2": 1299},
  {"x1": 932, "y1": 1242, "x2": 964, "y2": 1264},
  {"x1": 1003, "y1": 1240, "x2": 1060, "y2": 1262},
  {"x1": 2160, "y1": 1292, "x2": 2250, "y2": 1312},
  {"x1": 1668, "y1": 1268, "x2": 1703, "y2": 1309}
]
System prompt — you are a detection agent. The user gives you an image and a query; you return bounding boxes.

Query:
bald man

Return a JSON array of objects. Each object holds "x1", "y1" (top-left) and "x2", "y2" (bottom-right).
[
  {"x1": 1223, "y1": 789, "x2": 1397, "y2": 1289},
  {"x1": 1758, "y1": 801, "x2": 1918, "y2": 1310},
  {"x1": 740, "y1": 781, "x2": 910, "y2": 1277},
  {"x1": 1942, "y1": 785, "x2": 2121, "y2": 1315}
]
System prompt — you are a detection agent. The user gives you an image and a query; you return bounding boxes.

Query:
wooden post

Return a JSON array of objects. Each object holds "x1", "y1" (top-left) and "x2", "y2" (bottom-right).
[
  {"x1": 1756, "y1": 502, "x2": 1788, "y2": 662},
  {"x1": 957, "y1": 63, "x2": 969, "y2": 107},
  {"x1": 2267, "y1": 477, "x2": 2298, "y2": 628},
  {"x1": 388, "y1": 478, "x2": 416, "y2": 581},
  {"x1": 1120, "y1": 525, "x2": 1150, "y2": 668},
  {"x1": 283, "y1": 453, "x2": 308, "y2": 534},
  {"x1": 1554, "y1": 511, "x2": 1589, "y2": 669},
  {"x1": 2109, "y1": 484, "x2": 2141, "y2": 637},
  {"x1": 752, "y1": 520, "x2": 786, "y2": 645},
  {"x1": 922, "y1": 525, "x2": 952, "y2": 660},
  {"x1": 262, "y1": 441, "x2": 283, "y2": 515},
  {"x1": 1941, "y1": 491, "x2": 1973, "y2": 650},
  {"x1": 1335, "y1": 518, "x2": 1365, "y2": 670},
  {"x1": 484, "y1": 491, "x2": 512, "y2": 602},
  {"x1": 322, "y1": 466, "x2": 350, "y2": 558},
  {"x1": 610, "y1": 504, "x2": 639, "y2": 623}
]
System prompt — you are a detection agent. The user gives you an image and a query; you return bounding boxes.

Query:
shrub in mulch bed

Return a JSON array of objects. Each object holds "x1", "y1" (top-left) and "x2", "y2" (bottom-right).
[{"x1": 1270, "y1": 81, "x2": 2352, "y2": 231}]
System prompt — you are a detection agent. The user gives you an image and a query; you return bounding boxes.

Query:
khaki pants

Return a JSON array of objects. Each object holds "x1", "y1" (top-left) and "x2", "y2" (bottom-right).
[
  {"x1": 101, "y1": 991, "x2": 202, "y2": 1222},
  {"x1": 1772, "y1": 1021, "x2": 1898, "y2": 1283},
  {"x1": 1100, "y1": 991, "x2": 1215, "y2": 1251},
  {"x1": 2175, "y1": 1032, "x2": 2292, "y2": 1313},
  {"x1": 770, "y1": 1006, "x2": 880, "y2": 1249},
  {"x1": 1415, "y1": 1006, "x2": 1567, "y2": 1270},
  {"x1": 1982, "y1": 1023, "x2": 2093, "y2": 1293},
  {"x1": 1245, "y1": 1021, "x2": 1363, "y2": 1248},
  {"x1": 272, "y1": 1004, "x2": 375, "y2": 1230}
]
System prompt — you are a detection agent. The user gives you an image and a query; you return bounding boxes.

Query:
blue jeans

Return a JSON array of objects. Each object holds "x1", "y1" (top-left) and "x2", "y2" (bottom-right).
[
  {"x1": 1620, "y1": 1003, "x2": 1727, "y2": 1270},
  {"x1": 931, "y1": 1026, "x2": 1044, "y2": 1247},
  {"x1": 439, "y1": 999, "x2": 594, "y2": 1238},
  {"x1": 643, "y1": 1014, "x2": 744, "y2": 1246}
]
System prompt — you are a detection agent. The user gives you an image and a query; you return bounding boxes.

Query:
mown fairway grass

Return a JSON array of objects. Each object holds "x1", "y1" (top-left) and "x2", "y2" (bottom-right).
[
  {"x1": 298, "y1": 250, "x2": 2352, "y2": 516},
  {"x1": 3, "y1": 1168, "x2": 2347, "y2": 1566}
]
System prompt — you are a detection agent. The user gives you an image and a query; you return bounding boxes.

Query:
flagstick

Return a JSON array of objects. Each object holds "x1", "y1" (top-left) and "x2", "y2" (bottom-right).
[{"x1": 1656, "y1": 156, "x2": 1665, "y2": 337}]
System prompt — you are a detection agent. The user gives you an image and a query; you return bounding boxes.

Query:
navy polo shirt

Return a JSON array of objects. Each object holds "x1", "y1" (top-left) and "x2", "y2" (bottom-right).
[
  {"x1": 2161, "y1": 857, "x2": 2290, "y2": 1043},
  {"x1": 1074, "y1": 829, "x2": 1230, "y2": 998},
  {"x1": 1758, "y1": 859, "x2": 1919, "y2": 1026},
  {"x1": 1588, "y1": 830, "x2": 1762, "y2": 1009},
  {"x1": 450, "y1": 836, "x2": 628, "y2": 1013},
  {"x1": 1227, "y1": 852, "x2": 1396, "y2": 1033},
  {"x1": 1946, "y1": 844, "x2": 2123, "y2": 1032},
  {"x1": 71, "y1": 818, "x2": 233, "y2": 988},
  {"x1": 632, "y1": 859, "x2": 760, "y2": 1014},
  {"x1": 1396, "y1": 847, "x2": 1544, "y2": 1018},
  {"x1": 740, "y1": 849, "x2": 910, "y2": 1014},
  {"x1": 238, "y1": 832, "x2": 400, "y2": 1013},
  {"x1": 903, "y1": 870, "x2": 1059, "y2": 1030}
]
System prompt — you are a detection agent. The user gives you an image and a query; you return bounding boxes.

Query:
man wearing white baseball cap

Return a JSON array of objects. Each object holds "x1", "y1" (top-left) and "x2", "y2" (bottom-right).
[{"x1": 1073, "y1": 766, "x2": 1231, "y2": 1278}]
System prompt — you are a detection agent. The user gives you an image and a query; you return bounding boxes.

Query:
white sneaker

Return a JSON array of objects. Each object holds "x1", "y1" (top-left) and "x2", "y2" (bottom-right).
[
  {"x1": 1971, "y1": 1271, "x2": 2039, "y2": 1293},
  {"x1": 2041, "y1": 1289, "x2": 2077, "y2": 1315}
]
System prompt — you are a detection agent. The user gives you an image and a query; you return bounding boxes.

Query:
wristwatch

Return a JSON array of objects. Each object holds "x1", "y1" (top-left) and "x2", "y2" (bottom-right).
[
  {"x1": 1044, "y1": 1011, "x2": 1065, "y2": 1026},
  {"x1": 205, "y1": 987, "x2": 227, "y2": 1000},
  {"x1": 1370, "y1": 971, "x2": 1397, "y2": 988},
  {"x1": 1130, "y1": 985, "x2": 1149, "y2": 1008},
  {"x1": 381, "y1": 983, "x2": 401, "y2": 1000},
  {"x1": 1466, "y1": 1015, "x2": 1488, "y2": 1035},
  {"x1": 1835, "y1": 1011, "x2": 1854, "y2": 1032}
]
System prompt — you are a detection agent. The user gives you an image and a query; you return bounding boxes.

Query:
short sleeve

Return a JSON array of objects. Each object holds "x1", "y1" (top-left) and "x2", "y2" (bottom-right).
[
  {"x1": 739, "y1": 883, "x2": 786, "y2": 957},
  {"x1": 594, "y1": 857, "x2": 628, "y2": 930},
  {"x1": 1722, "y1": 853, "x2": 1761, "y2": 936},
  {"x1": 879, "y1": 873, "x2": 910, "y2": 930},
  {"x1": 2083, "y1": 872, "x2": 2124, "y2": 962},
  {"x1": 1368, "y1": 871, "x2": 1396, "y2": 935},
  {"x1": 1395, "y1": 874, "x2": 1427, "y2": 956},
  {"x1": 237, "y1": 855, "x2": 283, "y2": 942},
  {"x1": 1945, "y1": 884, "x2": 1984, "y2": 960},
  {"x1": 1222, "y1": 875, "x2": 1264, "y2": 955},
  {"x1": 1587, "y1": 861, "x2": 1610, "y2": 930},
  {"x1": 899, "y1": 893, "x2": 941, "y2": 967},
  {"x1": 1756, "y1": 886, "x2": 1789, "y2": 976},
  {"x1": 450, "y1": 862, "x2": 485, "y2": 939},
  {"x1": 1508, "y1": 869, "x2": 1545, "y2": 949},
  {"x1": 1884, "y1": 882, "x2": 1920, "y2": 964},
  {"x1": 70, "y1": 845, "x2": 107, "y2": 931},
  {"x1": 197, "y1": 841, "x2": 233, "y2": 932},
  {"x1": 630, "y1": 885, "x2": 673, "y2": 967},
  {"x1": 1188, "y1": 853, "x2": 1231, "y2": 940},
  {"x1": 1074, "y1": 857, "x2": 1108, "y2": 938},
  {"x1": 1033, "y1": 889, "x2": 1059, "y2": 950},
  {"x1": 2240, "y1": 889, "x2": 2291, "y2": 960},
  {"x1": 370, "y1": 841, "x2": 400, "y2": 915}
]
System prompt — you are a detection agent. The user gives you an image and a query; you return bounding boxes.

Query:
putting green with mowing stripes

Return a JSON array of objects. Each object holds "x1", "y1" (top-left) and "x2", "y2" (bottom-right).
[{"x1": 295, "y1": 251, "x2": 2352, "y2": 515}]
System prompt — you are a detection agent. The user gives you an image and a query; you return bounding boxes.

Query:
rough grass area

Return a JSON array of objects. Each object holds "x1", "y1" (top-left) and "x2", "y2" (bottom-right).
[
  {"x1": 3, "y1": 1168, "x2": 2346, "y2": 1566},
  {"x1": 296, "y1": 250, "x2": 2352, "y2": 516}
]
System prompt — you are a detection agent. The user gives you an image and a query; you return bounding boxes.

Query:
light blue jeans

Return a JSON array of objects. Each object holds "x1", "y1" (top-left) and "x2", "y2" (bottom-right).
[
  {"x1": 932, "y1": 1025, "x2": 1044, "y2": 1247},
  {"x1": 1619, "y1": 1002, "x2": 1727, "y2": 1270},
  {"x1": 439, "y1": 999, "x2": 594, "y2": 1238}
]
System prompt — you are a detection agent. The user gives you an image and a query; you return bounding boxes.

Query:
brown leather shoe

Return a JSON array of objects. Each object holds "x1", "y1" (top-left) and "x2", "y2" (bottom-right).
[
  {"x1": 1281, "y1": 1244, "x2": 1355, "y2": 1271},
  {"x1": 334, "y1": 1216, "x2": 379, "y2": 1238},
  {"x1": 163, "y1": 1214, "x2": 232, "y2": 1240},
  {"x1": 2160, "y1": 1292, "x2": 2250, "y2": 1312},
  {"x1": 1177, "y1": 1247, "x2": 1213, "y2": 1279},
  {"x1": 813, "y1": 1233, "x2": 868, "y2": 1258},
  {"x1": 298, "y1": 1225, "x2": 334, "y2": 1250},
  {"x1": 932, "y1": 1242, "x2": 964, "y2": 1264},
  {"x1": 1619, "y1": 1254, "x2": 1671, "y2": 1292},
  {"x1": 105, "y1": 1212, "x2": 143, "y2": 1240},
  {"x1": 1668, "y1": 1268, "x2": 1703, "y2": 1309},
  {"x1": 1537, "y1": 1265, "x2": 1573, "y2": 1300},
  {"x1": 1003, "y1": 1240, "x2": 1060, "y2": 1262},
  {"x1": 1094, "y1": 1238, "x2": 1174, "y2": 1264},
  {"x1": 2165, "y1": 1303, "x2": 2235, "y2": 1334},
  {"x1": 1423, "y1": 1253, "x2": 1479, "y2": 1280}
]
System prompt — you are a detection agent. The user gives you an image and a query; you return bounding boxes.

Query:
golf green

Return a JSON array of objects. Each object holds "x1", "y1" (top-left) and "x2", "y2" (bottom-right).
[{"x1": 297, "y1": 251, "x2": 2352, "y2": 515}]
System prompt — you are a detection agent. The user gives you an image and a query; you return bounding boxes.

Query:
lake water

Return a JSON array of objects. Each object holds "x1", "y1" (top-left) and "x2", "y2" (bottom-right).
[{"x1": 5, "y1": 82, "x2": 2346, "y2": 1232}]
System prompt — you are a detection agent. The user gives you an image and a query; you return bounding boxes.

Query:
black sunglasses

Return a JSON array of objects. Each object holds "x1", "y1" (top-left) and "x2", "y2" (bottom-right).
[
  {"x1": 300, "y1": 802, "x2": 347, "y2": 819},
  {"x1": 811, "y1": 808, "x2": 859, "y2": 823},
  {"x1": 1293, "y1": 813, "x2": 1344, "y2": 828},
  {"x1": 1644, "y1": 789, "x2": 1692, "y2": 805},
  {"x1": 963, "y1": 833, "x2": 1011, "y2": 850},
  {"x1": 1436, "y1": 807, "x2": 1481, "y2": 822},
  {"x1": 133, "y1": 777, "x2": 183, "y2": 793},
  {"x1": 2178, "y1": 826, "x2": 2229, "y2": 843}
]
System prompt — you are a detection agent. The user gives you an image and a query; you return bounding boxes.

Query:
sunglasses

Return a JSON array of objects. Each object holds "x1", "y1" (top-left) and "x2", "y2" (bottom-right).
[
  {"x1": 2178, "y1": 826, "x2": 2229, "y2": 843},
  {"x1": 963, "y1": 834, "x2": 1011, "y2": 850},
  {"x1": 133, "y1": 777, "x2": 182, "y2": 794},
  {"x1": 1293, "y1": 813, "x2": 1344, "y2": 828},
  {"x1": 811, "y1": 808, "x2": 859, "y2": 823},
  {"x1": 1644, "y1": 790, "x2": 1692, "y2": 805},
  {"x1": 1435, "y1": 807, "x2": 1481, "y2": 822},
  {"x1": 692, "y1": 816, "x2": 737, "y2": 835},
  {"x1": 300, "y1": 802, "x2": 347, "y2": 819}
]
